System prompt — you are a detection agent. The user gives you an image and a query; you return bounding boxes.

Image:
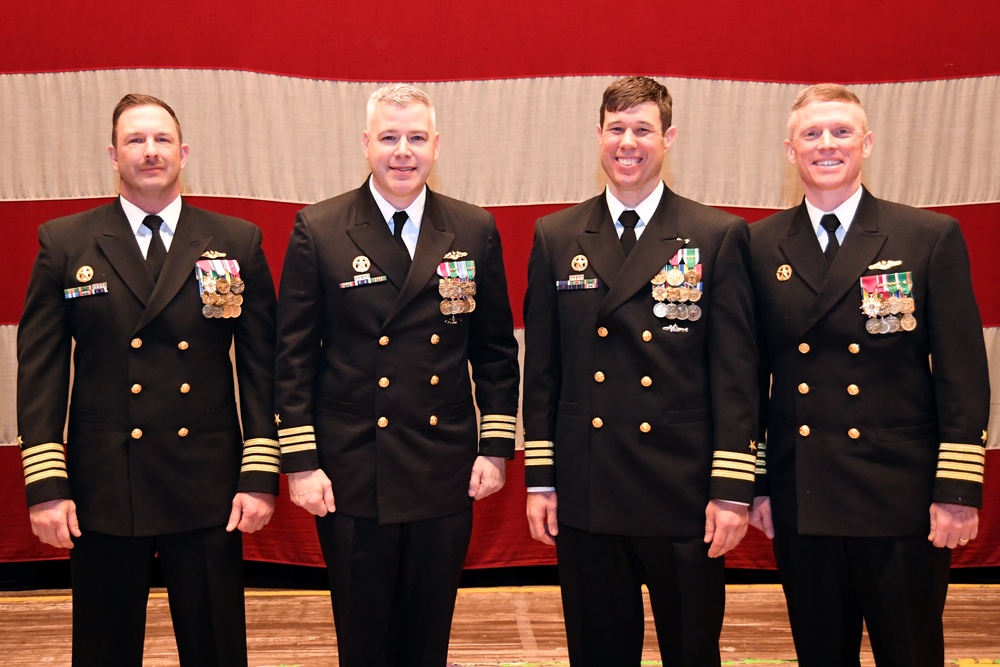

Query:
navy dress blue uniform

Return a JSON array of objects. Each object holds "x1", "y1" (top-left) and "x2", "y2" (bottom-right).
[
  {"x1": 17, "y1": 197, "x2": 280, "y2": 666},
  {"x1": 751, "y1": 187, "x2": 990, "y2": 666},
  {"x1": 275, "y1": 179, "x2": 520, "y2": 666},
  {"x1": 522, "y1": 184, "x2": 758, "y2": 666}
]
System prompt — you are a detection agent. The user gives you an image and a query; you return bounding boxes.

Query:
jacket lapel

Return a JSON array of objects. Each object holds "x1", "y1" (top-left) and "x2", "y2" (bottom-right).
[
  {"x1": 801, "y1": 189, "x2": 887, "y2": 334},
  {"x1": 134, "y1": 202, "x2": 212, "y2": 333},
  {"x1": 346, "y1": 183, "x2": 411, "y2": 291},
  {"x1": 94, "y1": 200, "x2": 156, "y2": 306},
  {"x1": 384, "y1": 190, "x2": 455, "y2": 326},
  {"x1": 597, "y1": 188, "x2": 686, "y2": 320},
  {"x1": 777, "y1": 204, "x2": 827, "y2": 295}
]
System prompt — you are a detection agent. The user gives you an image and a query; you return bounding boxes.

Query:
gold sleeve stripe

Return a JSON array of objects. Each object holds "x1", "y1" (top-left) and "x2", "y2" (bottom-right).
[
  {"x1": 244, "y1": 438, "x2": 280, "y2": 447},
  {"x1": 939, "y1": 443, "x2": 986, "y2": 456},
  {"x1": 278, "y1": 425, "x2": 315, "y2": 437},
  {"x1": 279, "y1": 434, "x2": 316, "y2": 446},
  {"x1": 710, "y1": 470, "x2": 755, "y2": 483},
  {"x1": 481, "y1": 431, "x2": 516, "y2": 440},
  {"x1": 524, "y1": 449, "x2": 554, "y2": 459},
  {"x1": 21, "y1": 442, "x2": 66, "y2": 460},
  {"x1": 939, "y1": 452, "x2": 986, "y2": 465},
  {"x1": 482, "y1": 422, "x2": 517, "y2": 434},
  {"x1": 937, "y1": 462, "x2": 985, "y2": 475},
  {"x1": 713, "y1": 462, "x2": 756, "y2": 474},
  {"x1": 241, "y1": 463, "x2": 281, "y2": 474},
  {"x1": 242, "y1": 454, "x2": 281, "y2": 464},
  {"x1": 524, "y1": 458, "x2": 554, "y2": 466},
  {"x1": 24, "y1": 469, "x2": 69, "y2": 485},
  {"x1": 524, "y1": 440, "x2": 555, "y2": 450},
  {"x1": 243, "y1": 445, "x2": 281, "y2": 456},
  {"x1": 936, "y1": 471, "x2": 984, "y2": 484},
  {"x1": 280, "y1": 443, "x2": 317, "y2": 455},
  {"x1": 481, "y1": 414, "x2": 517, "y2": 424},
  {"x1": 23, "y1": 458, "x2": 67, "y2": 477},
  {"x1": 713, "y1": 451, "x2": 757, "y2": 464}
]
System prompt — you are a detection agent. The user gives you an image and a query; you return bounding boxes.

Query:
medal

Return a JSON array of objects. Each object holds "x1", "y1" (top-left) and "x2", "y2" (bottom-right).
[
  {"x1": 885, "y1": 315, "x2": 901, "y2": 332},
  {"x1": 865, "y1": 318, "x2": 881, "y2": 335},
  {"x1": 571, "y1": 254, "x2": 589, "y2": 272},
  {"x1": 664, "y1": 303, "x2": 679, "y2": 320},
  {"x1": 653, "y1": 302, "x2": 668, "y2": 318},
  {"x1": 666, "y1": 268, "x2": 685, "y2": 286},
  {"x1": 687, "y1": 304, "x2": 702, "y2": 321},
  {"x1": 676, "y1": 304, "x2": 690, "y2": 320},
  {"x1": 900, "y1": 313, "x2": 917, "y2": 331}
]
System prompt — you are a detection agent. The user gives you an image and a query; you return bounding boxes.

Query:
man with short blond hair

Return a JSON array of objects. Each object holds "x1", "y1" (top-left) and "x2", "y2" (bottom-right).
[
  {"x1": 275, "y1": 83, "x2": 519, "y2": 667},
  {"x1": 749, "y1": 83, "x2": 990, "y2": 666}
]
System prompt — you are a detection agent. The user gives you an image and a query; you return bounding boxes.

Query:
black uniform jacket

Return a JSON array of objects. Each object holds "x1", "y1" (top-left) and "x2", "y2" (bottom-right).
[
  {"x1": 275, "y1": 181, "x2": 520, "y2": 525},
  {"x1": 522, "y1": 186, "x2": 759, "y2": 537},
  {"x1": 751, "y1": 188, "x2": 990, "y2": 537},
  {"x1": 17, "y1": 198, "x2": 280, "y2": 537}
]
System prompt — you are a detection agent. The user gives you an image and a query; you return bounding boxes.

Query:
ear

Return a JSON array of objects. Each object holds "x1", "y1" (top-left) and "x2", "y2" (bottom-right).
[
  {"x1": 662, "y1": 126, "x2": 678, "y2": 151},
  {"x1": 596, "y1": 123, "x2": 603, "y2": 144},
  {"x1": 179, "y1": 143, "x2": 190, "y2": 170},
  {"x1": 432, "y1": 132, "x2": 441, "y2": 161},
  {"x1": 361, "y1": 130, "x2": 370, "y2": 159},
  {"x1": 861, "y1": 130, "x2": 874, "y2": 159},
  {"x1": 108, "y1": 144, "x2": 120, "y2": 174},
  {"x1": 784, "y1": 138, "x2": 796, "y2": 165}
]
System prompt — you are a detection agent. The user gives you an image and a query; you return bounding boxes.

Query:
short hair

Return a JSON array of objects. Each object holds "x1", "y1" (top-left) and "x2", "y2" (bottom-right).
[
  {"x1": 787, "y1": 83, "x2": 866, "y2": 137},
  {"x1": 366, "y1": 83, "x2": 436, "y2": 130},
  {"x1": 111, "y1": 94, "x2": 182, "y2": 147},
  {"x1": 599, "y1": 76, "x2": 672, "y2": 131}
]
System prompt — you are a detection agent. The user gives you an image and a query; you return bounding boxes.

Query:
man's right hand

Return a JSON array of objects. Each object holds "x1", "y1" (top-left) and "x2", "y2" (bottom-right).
[
  {"x1": 526, "y1": 490, "x2": 558, "y2": 546},
  {"x1": 29, "y1": 498, "x2": 81, "y2": 549},
  {"x1": 288, "y1": 469, "x2": 336, "y2": 516}
]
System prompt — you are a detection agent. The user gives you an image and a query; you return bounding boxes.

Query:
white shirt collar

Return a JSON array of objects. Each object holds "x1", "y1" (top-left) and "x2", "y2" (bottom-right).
[
  {"x1": 804, "y1": 185, "x2": 863, "y2": 241},
  {"x1": 605, "y1": 181, "x2": 664, "y2": 239},
  {"x1": 120, "y1": 194, "x2": 181, "y2": 235},
  {"x1": 368, "y1": 177, "x2": 426, "y2": 230}
]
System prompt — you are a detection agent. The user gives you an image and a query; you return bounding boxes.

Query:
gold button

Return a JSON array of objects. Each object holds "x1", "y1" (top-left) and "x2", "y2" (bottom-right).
[
  {"x1": 377, "y1": 417, "x2": 388, "y2": 428},
  {"x1": 597, "y1": 327, "x2": 609, "y2": 338},
  {"x1": 640, "y1": 376, "x2": 652, "y2": 387},
  {"x1": 130, "y1": 384, "x2": 142, "y2": 394},
  {"x1": 592, "y1": 417, "x2": 604, "y2": 428},
  {"x1": 430, "y1": 334, "x2": 440, "y2": 345},
  {"x1": 798, "y1": 425, "x2": 810, "y2": 437},
  {"x1": 177, "y1": 428, "x2": 189, "y2": 437},
  {"x1": 429, "y1": 375, "x2": 440, "y2": 385},
  {"x1": 429, "y1": 415, "x2": 439, "y2": 426},
  {"x1": 180, "y1": 383, "x2": 191, "y2": 394},
  {"x1": 798, "y1": 383, "x2": 809, "y2": 394},
  {"x1": 848, "y1": 343, "x2": 860, "y2": 354},
  {"x1": 131, "y1": 428, "x2": 143, "y2": 439},
  {"x1": 131, "y1": 338, "x2": 142, "y2": 349},
  {"x1": 379, "y1": 336, "x2": 390, "y2": 346},
  {"x1": 378, "y1": 377, "x2": 390, "y2": 388},
  {"x1": 178, "y1": 341, "x2": 189, "y2": 350},
  {"x1": 798, "y1": 343, "x2": 810, "y2": 354},
  {"x1": 848, "y1": 428, "x2": 860, "y2": 439},
  {"x1": 642, "y1": 330, "x2": 652, "y2": 342},
  {"x1": 639, "y1": 422, "x2": 651, "y2": 433},
  {"x1": 847, "y1": 384, "x2": 859, "y2": 396},
  {"x1": 594, "y1": 371, "x2": 605, "y2": 383}
]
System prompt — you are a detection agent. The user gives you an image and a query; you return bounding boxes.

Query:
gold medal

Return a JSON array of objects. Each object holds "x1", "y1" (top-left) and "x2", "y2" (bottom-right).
[
  {"x1": 888, "y1": 296, "x2": 902, "y2": 314},
  {"x1": 652, "y1": 285, "x2": 669, "y2": 302},
  {"x1": 775, "y1": 264, "x2": 792, "y2": 282},
  {"x1": 231, "y1": 305, "x2": 242, "y2": 318},
  {"x1": 216, "y1": 277, "x2": 231, "y2": 294},
  {"x1": 465, "y1": 297, "x2": 476, "y2": 313},
  {"x1": 353, "y1": 256, "x2": 371, "y2": 273},
  {"x1": 651, "y1": 270, "x2": 668, "y2": 285},
  {"x1": 900, "y1": 297, "x2": 915, "y2": 314},
  {"x1": 684, "y1": 269, "x2": 701, "y2": 285},
  {"x1": 201, "y1": 292, "x2": 213, "y2": 305},
  {"x1": 666, "y1": 268, "x2": 685, "y2": 287},
  {"x1": 222, "y1": 305, "x2": 234, "y2": 318},
  {"x1": 666, "y1": 287, "x2": 682, "y2": 302},
  {"x1": 688, "y1": 288, "x2": 702, "y2": 303},
  {"x1": 571, "y1": 255, "x2": 589, "y2": 272},
  {"x1": 900, "y1": 313, "x2": 917, "y2": 331}
]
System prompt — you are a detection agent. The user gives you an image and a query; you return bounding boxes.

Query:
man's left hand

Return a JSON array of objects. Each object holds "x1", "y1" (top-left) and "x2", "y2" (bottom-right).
[
  {"x1": 227, "y1": 492, "x2": 276, "y2": 533},
  {"x1": 704, "y1": 499, "x2": 749, "y2": 558},
  {"x1": 928, "y1": 502, "x2": 978, "y2": 549},
  {"x1": 468, "y1": 456, "x2": 506, "y2": 500}
]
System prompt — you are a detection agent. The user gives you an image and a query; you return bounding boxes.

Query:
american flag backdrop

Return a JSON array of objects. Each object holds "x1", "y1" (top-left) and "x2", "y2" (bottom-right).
[{"x1": 1, "y1": 0, "x2": 998, "y2": 567}]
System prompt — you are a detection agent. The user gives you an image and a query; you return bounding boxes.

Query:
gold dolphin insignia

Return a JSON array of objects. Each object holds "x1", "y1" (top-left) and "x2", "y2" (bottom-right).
[
  {"x1": 868, "y1": 259, "x2": 902, "y2": 271},
  {"x1": 443, "y1": 251, "x2": 468, "y2": 260},
  {"x1": 202, "y1": 250, "x2": 228, "y2": 259}
]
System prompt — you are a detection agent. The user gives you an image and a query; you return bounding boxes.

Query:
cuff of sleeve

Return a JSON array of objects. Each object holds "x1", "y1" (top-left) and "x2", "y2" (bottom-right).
[
  {"x1": 21, "y1": 442, "x2": 72, "y2": 505},
  {"x1": 524, "y1": 440, "x2": 556, "y2": 488},
  {"x1": 278, "y1": 425, "x2": 321, "y2": 473}
]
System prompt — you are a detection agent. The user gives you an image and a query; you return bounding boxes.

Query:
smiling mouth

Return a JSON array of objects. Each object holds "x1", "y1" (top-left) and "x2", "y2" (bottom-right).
[
  {"x1": 617, "y1": 157, "x2": 641, "y2": 167},
  {"x1": 814, "y1": 160, "x2": 843, "y2": 167}
]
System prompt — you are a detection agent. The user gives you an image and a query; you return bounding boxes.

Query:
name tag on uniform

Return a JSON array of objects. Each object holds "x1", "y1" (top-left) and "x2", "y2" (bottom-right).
[{"x1": 64, "y1": 283, "x2": 108, "y2": 299}]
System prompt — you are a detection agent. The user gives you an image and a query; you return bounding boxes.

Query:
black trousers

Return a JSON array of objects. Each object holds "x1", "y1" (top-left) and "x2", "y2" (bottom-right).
[
  {"x1": 69, "y1": 525, "x2": 247, "y2": 667},
  {"x1": 555, "y1": 523, "x2": 726, "y2": 667},
  {"x1": 773, "y1": 524, "x2": 951, "y2": 667},
  {"x1": 316, "y1": 507, "x2": 473, "y2": 667}
]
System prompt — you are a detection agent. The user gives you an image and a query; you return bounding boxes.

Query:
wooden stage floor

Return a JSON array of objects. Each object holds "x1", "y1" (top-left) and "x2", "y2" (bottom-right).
[{"x1": 1, "y1": 584, "x2": 998, "y2": 665}]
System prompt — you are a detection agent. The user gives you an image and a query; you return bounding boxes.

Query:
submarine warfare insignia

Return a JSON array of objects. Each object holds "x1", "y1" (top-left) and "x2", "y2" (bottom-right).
[{"x1": 195, "y1": 258, "x2": 245, "y2": 319}]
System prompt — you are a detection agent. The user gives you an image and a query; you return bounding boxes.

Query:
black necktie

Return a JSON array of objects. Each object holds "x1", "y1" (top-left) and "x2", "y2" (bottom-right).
[
  {"x1": 619, "y1": 210, "x2": 639, "y2": 256},
  {"x1": 142, "y1": 215, "x2": 166, "y2": 280},
  {"x1": 820, "y1": 214, "x2": 841, "y2": 265},
  {"x1": 392, "y1": 210, "x2": 411, "y2": 264}
]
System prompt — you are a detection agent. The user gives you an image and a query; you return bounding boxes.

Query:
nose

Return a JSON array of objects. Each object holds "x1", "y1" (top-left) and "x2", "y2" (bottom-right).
[
  {"x1": 395, "y1": 137, "x2": 411, "y2": 157},
  {"x1": 819, "y1": 128, "x2": 836, "y2": 149},
  {"x1": 143, "y1": 137, "x2": 159, "y2": 158},
  {"x1": 621, "y1": 128, "x2": 638, "y2": 148}
]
